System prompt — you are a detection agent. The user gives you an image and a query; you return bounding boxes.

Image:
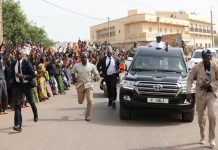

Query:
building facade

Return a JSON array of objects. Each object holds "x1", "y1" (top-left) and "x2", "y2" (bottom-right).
[{"x1": 90, "y1": 9, "x2": 216, "y2": 49}]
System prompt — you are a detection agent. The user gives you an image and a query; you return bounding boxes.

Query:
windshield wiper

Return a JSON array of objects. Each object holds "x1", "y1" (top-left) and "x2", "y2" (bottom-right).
[
  {"x1": 156, "y1": 69, "x2": 182, "y2": 73},
  {"x1": 131, "y1": 68, "x2": 155, "y2": 71}
]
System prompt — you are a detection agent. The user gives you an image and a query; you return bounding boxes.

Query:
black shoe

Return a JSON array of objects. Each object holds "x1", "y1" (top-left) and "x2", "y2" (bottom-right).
[
  {"x1": 108, "y1": 100, "x2": 112, "y2": 107},
  {"x1": 13, "y1": 126, "x2": 22, "y2": 132},
  {"x1": 34, "y1": 113, "x2": 38, "y2": 122},
  {"x1": 85, "y1": 117, "x2": 91, "y2": 121},
  {"x1": 112, "y1": 101, "x2": 116, "y2": 109}
]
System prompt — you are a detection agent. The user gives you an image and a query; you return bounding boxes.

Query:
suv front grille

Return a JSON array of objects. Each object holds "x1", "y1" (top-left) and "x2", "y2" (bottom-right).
[{"x1": 137, "y1": 82, "x2": 179, "y2": 97}]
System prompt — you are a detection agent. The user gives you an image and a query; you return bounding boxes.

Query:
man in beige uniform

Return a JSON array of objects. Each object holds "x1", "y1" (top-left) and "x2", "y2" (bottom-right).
[
  {"x1": 187, "y1": 50, "x2": 218, "y2": 149},
  {"x1": 72, "y1": 52, "x2": 100, "y2": 121}
]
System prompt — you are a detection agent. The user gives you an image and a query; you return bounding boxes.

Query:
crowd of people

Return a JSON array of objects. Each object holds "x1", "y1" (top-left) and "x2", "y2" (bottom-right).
[
  {"x1": 0, "y1": 35, "x2": 218, "y2": 148},
  {"x1": 0, "y1": 40, "x2": 128, "y2": 116}
]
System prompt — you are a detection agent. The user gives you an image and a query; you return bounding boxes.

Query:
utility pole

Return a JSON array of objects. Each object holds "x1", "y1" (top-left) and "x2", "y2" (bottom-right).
[
  {"x1": 107, "y1": 17, "x2": 110, "y2": 44},
  {"x1": 157, "y1": 16, "x2": 160, "y2": 33},
  {"x1": 210, "y1": 9, "x2": 214, "y2": 47},
  {"x1": 194, "y1": 34, "x2": 196, "y2": 49}
]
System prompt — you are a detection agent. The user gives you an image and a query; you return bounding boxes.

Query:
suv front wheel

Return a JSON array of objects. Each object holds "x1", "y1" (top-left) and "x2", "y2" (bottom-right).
[
  {"x1": 120, "y1": 104, "x2": 131, "y2": 120},
  {"x1": 182, "y1": 110, "x2": 195, "y2": 122}
]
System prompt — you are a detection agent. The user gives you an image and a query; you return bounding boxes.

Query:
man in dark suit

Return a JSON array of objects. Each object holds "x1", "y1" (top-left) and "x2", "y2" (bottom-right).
[
  {"x1": 0, "y1": 42, "x2": 8, "y2": 115},
  {"x1": 97, "y1": 46, "x2": 120, "y2": 109},
  {"x1": 10, "y1": 49, "x2": 38, "y2": 132}
]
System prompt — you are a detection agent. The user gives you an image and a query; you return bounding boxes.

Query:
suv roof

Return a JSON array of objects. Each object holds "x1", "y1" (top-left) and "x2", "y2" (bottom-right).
[
  {"x1": 194, "y1": 48, "x2": 215, "y2": 52},
  {"x1": 137, "y1": 46, "x2": 183, "y2": 57}
]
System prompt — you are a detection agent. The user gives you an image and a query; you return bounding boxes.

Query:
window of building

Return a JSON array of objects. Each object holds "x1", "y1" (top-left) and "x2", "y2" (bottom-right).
[
  {"x1": 149, "y1": 27, "x2": 152, "y2": 32},
  {"x1": 209, "y1": 43, "x2": 211, "y2": 48},
  {"x1": 164, "y1": 28, "x2": 167, "y2": 33},
  {"x1": 190, "y1": 27, "x2": 194, "y2": 32},
  {"x1": 205, "y1": 43, "x2": 207, "y2": 48},
  {"x1": 196, "y1": 43, "x2": 198, "y2": 47},
  {"x1": 160, "y1": 28, "x2": 163, "y2": 33},
  {"x1": 170, "y1": 29, "x2": 172, "y2": 33},
  {"x1": 110, "y1": 31, "x2": 115, "y2": 37},
  {"x1": 200, "y1": 43, "x2": 202, "y2": 47},
  {"x1": 199, "y1": 25, "x2": 202, "y2": 32},
  {"x1": 177, "y1": 29, "x2": 179, "y2": 33},
  {"x1": 97, "y1": 34, "x2": 100, "y2": 39}
]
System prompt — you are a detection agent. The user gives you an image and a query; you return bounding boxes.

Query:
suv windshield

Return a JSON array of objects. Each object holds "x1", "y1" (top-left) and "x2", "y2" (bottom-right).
[
  {"x1": 193, "y1": 51, "x2": 216, "y2": 58},
  {"x1": 192, "y1": 52, "x2": 202, "y2": 58},
  {"x1": 131, "y1": 55, "x2": 187, "y2": 73}
]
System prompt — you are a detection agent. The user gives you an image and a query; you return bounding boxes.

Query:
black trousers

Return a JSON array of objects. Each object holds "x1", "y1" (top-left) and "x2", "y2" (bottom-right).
[
  {"x1": 105, "y1": 74, "x2": 118, "y2": 101},
  {"x1": 0, "y1": 80, "x2": 8, "y2": 112},
  {"x1": 13, "y1": 83, "x2": 37, "y2": 127}
]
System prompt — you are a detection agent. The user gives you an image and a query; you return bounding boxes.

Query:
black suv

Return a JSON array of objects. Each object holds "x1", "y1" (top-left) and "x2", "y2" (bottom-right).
[{"x1": 119, "y1": 47, "x2": 195, "y2": 122}]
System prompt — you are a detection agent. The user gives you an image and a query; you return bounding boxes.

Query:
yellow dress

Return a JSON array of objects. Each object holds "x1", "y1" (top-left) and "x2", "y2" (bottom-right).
[{"x1": 37, "y1": 63, "x2": 48, "y2": 101}]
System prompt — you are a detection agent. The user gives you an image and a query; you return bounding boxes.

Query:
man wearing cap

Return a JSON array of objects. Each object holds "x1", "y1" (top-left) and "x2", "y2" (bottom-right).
[
  {"x1": 148, "y1": 33, "x2": 166, "y2": 49},
  {"x1": 187, "y1": 49, "x2": 218, "y2": 148}
]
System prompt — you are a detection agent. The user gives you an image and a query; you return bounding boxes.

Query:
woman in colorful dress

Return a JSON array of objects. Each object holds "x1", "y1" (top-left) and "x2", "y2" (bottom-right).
[{"x1": 37, "y1": 57, "x2": 49, "y2": 101}]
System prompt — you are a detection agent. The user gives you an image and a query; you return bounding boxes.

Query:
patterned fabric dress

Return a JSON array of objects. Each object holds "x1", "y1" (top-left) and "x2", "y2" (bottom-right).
[{"x1": 37, "y1": 63, "x2": 48, "y2": 101}]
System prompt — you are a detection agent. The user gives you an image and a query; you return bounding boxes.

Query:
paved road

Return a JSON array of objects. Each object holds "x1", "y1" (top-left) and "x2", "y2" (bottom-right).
[{"x1": 0, "y1": 82, "x2": 217, "y2": 150}]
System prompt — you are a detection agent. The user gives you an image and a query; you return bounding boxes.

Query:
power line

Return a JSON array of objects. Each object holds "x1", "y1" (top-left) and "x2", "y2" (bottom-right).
[{"x1": 40, "y1": 0, "x2": 106, "y2": 21}]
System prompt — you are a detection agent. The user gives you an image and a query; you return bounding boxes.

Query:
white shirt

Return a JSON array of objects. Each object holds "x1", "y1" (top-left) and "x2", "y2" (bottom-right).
[
  {"x1": 15, "y1": 59, "x2": 28, "y2": 83},
  {"x1": 149, "y1": 41, "x2": 166, "y2": 49},
  {"x1": 106, "y1": 56, "x2": 116, "y2": 75}
]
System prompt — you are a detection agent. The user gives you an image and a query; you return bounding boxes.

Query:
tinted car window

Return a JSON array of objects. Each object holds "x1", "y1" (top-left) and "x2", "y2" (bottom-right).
[
  {"x1": 192, "y1": 52, "x2": 202, "y2": 58},
  {"x1": 193, "y1": 51, "x2": 216, "y2": 58},
  {"x1": 131, "y1": 55, "x2": 186, "y2": 73}
]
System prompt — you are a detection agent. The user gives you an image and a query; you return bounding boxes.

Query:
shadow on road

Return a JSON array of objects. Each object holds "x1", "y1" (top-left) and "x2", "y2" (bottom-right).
[
  {"x1": 89, "y1": 101, "x2": 194, "y2": 127},
  {"x1": 0, "y1": 125, "x2": 31, "y2": 135},
  {"x1": 93, "y1": 92, "x2": 107, "y2": 99},
  {"x1": 56, "y1": 107, "x2": 84, "y2": 111},
  {"x1": 33, "y1": 101, "x2": 195, "y2": 127},
  {"x1": 129, "y1": 142, "x2": 212, "y2": 150}
]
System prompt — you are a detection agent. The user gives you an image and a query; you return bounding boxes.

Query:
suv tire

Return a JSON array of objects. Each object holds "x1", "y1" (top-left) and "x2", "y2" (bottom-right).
[
  {"x1": 120, "y1": 104, "x2": 131, "y2": 120},
  {"x1": 182, "y1": 110, "x2": 194, "y2": 122}
]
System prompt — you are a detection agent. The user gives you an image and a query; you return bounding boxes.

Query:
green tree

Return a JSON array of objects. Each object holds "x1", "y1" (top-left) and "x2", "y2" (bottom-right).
[{"x1": 2, "y1": 0, "x2": 54, "y2": 48}]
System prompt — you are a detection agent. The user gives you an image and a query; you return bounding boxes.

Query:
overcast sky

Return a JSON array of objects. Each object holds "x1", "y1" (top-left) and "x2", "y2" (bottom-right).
[{"x1": 18, "y1": 0, "x2": 218, "y2": 42}]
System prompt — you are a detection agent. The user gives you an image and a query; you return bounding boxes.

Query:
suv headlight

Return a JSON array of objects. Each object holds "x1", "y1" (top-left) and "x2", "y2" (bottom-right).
[
  {"x1": 177, "y1": 80, "x2": 187, "y2": 95},
  {"x1": 178, "y1": 80, "x2": 195, "y2": 94},
  {"x1": 120, "y1": 80, "x2": 135, "y2": 90}
]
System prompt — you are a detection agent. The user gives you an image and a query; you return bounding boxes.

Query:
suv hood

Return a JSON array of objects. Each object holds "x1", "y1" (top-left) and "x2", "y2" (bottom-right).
[{"x1": 126, "y1": 71, "x2": 185, "y2": 83}]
